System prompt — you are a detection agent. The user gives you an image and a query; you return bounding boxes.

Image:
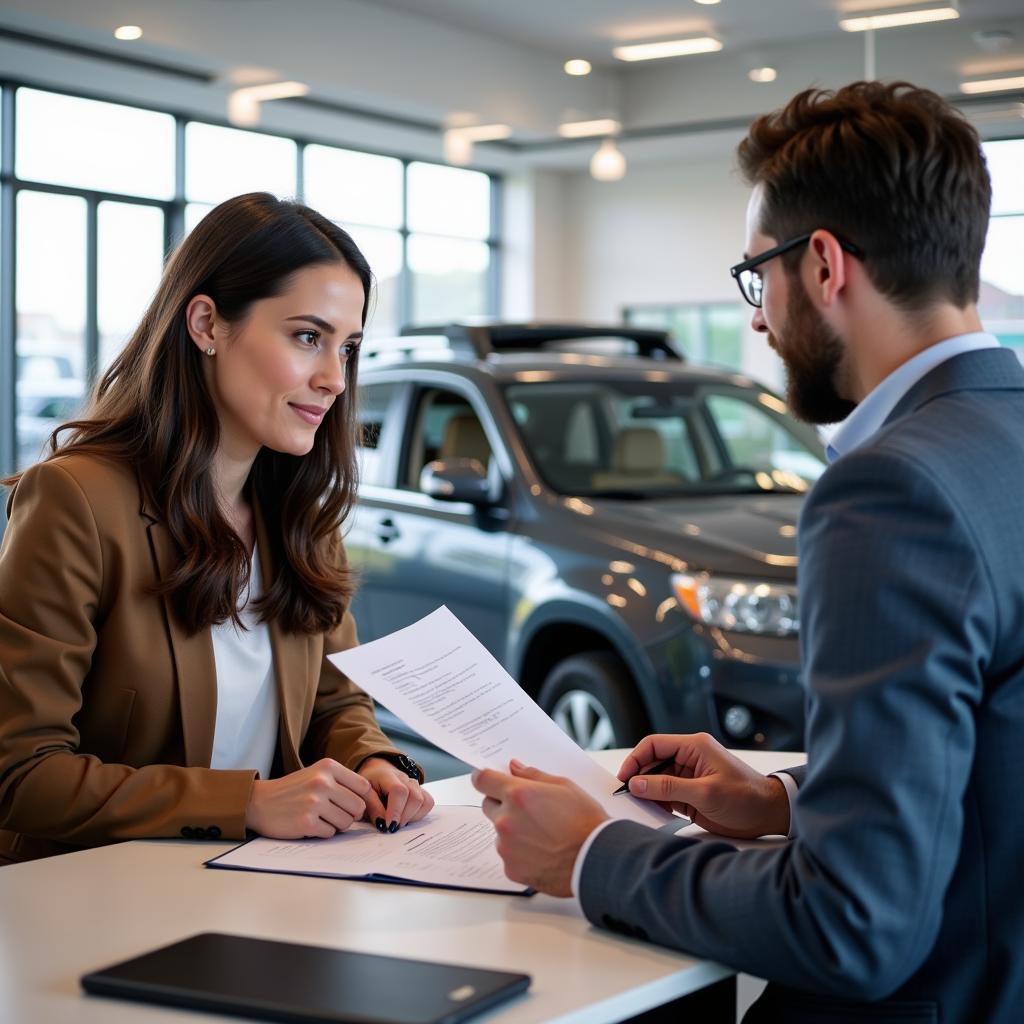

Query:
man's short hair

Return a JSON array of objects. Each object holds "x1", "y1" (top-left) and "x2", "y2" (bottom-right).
[{"x1": 737, "y1": 81, "x2": 991, "y2": 311}]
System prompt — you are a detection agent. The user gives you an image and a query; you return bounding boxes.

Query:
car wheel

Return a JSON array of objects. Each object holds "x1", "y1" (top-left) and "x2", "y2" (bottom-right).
[{"x1": 538, "y1": 652, "x2": 648, "y2": 750}]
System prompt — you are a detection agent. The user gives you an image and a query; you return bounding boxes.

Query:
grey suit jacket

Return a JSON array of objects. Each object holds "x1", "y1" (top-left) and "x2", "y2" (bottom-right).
[{"x1": 579, "y1": 348, "x2": 1024, "y2": 1023}]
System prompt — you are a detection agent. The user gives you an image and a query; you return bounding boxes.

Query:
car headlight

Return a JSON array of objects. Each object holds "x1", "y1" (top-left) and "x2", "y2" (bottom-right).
[{"x1": 671, "y1": 572, "x2": 799, "y2": 637}]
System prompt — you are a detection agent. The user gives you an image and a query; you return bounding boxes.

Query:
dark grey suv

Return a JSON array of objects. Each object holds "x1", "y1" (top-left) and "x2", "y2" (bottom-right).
[{"x1": 347, "y1": 323, "x2": 824, "y2": 754}]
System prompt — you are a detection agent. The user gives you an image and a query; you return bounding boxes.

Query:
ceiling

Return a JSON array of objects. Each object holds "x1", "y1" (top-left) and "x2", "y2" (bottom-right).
[
  {"x1": 0, "y1": 0, "x2": 1022, "y2": 172},
  {"x1": 371, "y1": 0, "x2": 1024, "y2": 63}
]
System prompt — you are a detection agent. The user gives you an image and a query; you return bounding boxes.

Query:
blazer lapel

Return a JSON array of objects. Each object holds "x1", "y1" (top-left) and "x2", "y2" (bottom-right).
[
  {"x1": 253, "y1": 505, "x2": 312, "y2": 773},
  {"x1": 138, "y1": 486, "x2": 218, "y2": 768}
]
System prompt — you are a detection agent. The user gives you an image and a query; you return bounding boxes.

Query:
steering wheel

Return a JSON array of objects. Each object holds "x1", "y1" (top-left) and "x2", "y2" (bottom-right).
[{"x1": 704, "y1": 466, "x2": 762, "y2": 483}]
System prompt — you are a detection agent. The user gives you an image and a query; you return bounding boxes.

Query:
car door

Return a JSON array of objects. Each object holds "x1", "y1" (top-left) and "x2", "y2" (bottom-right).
[
  {"x1": 345, "y1": 378, "x2": 408, "y2": 638},
  {"x1": 349, "y1": 372, "x2": 512, "y2": 661}
]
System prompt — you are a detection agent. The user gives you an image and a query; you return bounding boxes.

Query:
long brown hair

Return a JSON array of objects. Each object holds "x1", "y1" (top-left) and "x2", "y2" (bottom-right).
[{"x1": 11, "y1": 192, "x2": 372, "y2": 636}]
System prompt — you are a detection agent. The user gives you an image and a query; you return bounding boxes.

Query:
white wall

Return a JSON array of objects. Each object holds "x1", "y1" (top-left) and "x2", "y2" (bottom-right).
[
  {"x1": 557, "y1": 155, "x2": 784, "y2": 389},
  {"x1": 500, "y1": 170, "x2": 573, "y2": 321}
]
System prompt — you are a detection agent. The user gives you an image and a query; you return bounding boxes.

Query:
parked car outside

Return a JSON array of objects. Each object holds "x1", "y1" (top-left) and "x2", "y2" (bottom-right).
[
  {"x1": 15, "y1": 376, "x2": 86, "y2": 470},
  {"x1": 346, "y1": 322, "x2": 824, "y2": 763}
]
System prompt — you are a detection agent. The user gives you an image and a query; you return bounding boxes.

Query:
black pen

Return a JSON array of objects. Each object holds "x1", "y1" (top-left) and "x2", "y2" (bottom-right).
[{"x1": 613, "y1": 756, "x2": 678, "y2": 795}]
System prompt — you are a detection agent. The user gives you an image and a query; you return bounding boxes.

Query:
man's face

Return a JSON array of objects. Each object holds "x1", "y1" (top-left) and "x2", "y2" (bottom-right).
[{"x1": 744, "y1": 187, "x2": 855, "y2": 425}]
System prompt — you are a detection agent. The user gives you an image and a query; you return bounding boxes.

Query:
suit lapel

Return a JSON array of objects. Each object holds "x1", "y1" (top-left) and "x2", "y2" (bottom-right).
[
  {"x1": 253, "y1": 505, "x2": 312, "y2": 773},
  {"x1": 139, "y1": 487, "x2": 218, "y2": 768}
]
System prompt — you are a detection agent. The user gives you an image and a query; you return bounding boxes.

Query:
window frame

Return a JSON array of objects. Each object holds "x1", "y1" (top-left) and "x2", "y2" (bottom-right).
[{"x1": 0, "y1": 77, "x2": 503, "y2": 494}]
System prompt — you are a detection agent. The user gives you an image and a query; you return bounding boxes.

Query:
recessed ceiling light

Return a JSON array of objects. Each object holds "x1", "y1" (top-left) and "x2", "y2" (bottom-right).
[
  {"x1": 959, "y1": 74, "x2": 1024, "y2": 94},
  {"x1": 694, "y1": 0, "x2": 721, "y2": 5},
  {"x1": 558, "y1": 118, "x2": 621, "y2": 138},
  {"x1": 749, "y1": 67, "x2": 778, "y2": 83},
  {"x1": 564, "y1": 59, "x2": 592, "y2": 76},
  {"x1": 613, "y1": 37, "x2": 723, "y2": 62},
  {"x1": 839, "y1": 6, "x2": 958, "y2": 32},
  {"x1": 114, "y1": 25, "x2": 143, "y2": 41}
]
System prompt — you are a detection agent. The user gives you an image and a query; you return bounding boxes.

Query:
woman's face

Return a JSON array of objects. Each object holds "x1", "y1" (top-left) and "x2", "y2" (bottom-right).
[{"x1": 198, "y1": 262, "x2": 365, "y2": 461}]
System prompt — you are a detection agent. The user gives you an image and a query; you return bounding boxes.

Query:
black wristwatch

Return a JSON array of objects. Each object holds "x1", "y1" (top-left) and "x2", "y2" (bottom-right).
[{"x1": 368, "y1": 752, "x2": 424, "y2": 783}]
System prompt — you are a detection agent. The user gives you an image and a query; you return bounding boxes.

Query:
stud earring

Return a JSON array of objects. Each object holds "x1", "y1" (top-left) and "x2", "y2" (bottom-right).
[{"x1": 205, "y1": 347, "x2": 216, "y2": 356}]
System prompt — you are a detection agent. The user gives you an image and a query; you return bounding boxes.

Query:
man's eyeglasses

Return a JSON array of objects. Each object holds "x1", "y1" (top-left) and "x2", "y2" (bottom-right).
[{"x1": 730, "y1": 233, "x2": 864, "y2": 308}]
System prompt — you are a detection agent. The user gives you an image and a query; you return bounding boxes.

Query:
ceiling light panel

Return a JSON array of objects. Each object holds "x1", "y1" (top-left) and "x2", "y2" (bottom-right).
[
  {"x1": 558, "y1": 118, "x2": 621, "y2": 138},
  {"x1": 613, "y1": 37, "x2": 723, "y2": 62},
  {"x1": 839, "y1": 6, "x2": 959, "y2": 32},
  {"x1": 960, "y1": 75, "x2": 1024, "y2": 95}
]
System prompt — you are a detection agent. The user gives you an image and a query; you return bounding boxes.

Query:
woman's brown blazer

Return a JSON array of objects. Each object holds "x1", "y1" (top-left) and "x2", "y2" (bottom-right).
[{"x1": 0, "y1": 452, "x2": 399, "y2": 864}]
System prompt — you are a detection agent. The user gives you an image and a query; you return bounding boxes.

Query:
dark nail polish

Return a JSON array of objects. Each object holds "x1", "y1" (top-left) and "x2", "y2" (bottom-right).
[
  {"x1": 375, "y1": 818, "x2": 386, "y2": 832},
  {"x1": 388, "y1": 821, "x2": 399, "y2": 833}
]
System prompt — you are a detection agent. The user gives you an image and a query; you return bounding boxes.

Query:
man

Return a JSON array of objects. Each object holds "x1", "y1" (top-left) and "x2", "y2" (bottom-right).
[{"x1": 474, "y1": 81, "x2": 1024, "y2": 1022}]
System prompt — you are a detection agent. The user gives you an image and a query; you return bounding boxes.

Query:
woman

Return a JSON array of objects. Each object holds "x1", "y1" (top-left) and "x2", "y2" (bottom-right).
[{"x1": 0, "y1": 192, "x2": 433, "y2": 864}]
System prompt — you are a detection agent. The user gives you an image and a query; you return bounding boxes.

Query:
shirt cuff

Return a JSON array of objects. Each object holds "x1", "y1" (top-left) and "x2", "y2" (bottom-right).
[
  {"x1": 571, "y1": 818, "x2": 617, "y2": 906},
  {"x1": 771, "y1": 770, "x2": 799, "y2": 839}
]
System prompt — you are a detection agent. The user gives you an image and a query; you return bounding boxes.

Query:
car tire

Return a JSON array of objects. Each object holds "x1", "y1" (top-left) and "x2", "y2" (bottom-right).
[{"x1": 538, "y1": 651, "x2": 649, "y2": 751}]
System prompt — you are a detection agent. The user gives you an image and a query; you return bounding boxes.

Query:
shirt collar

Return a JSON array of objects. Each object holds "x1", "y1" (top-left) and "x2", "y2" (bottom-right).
[{"x1": 826, "y1": 332, "x2": 1000, "y2": 462}]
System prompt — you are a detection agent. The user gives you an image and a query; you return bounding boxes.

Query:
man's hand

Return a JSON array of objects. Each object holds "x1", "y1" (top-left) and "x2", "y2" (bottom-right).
[
  {"x1": 472, "y1": 760, "x2": 609, "y2": 897},
  {"x1": 620, "y1": 733, "x2": 791, "y2": 839},
  {"x1": 358, "y1": 757, "x2": 435, "y2": 833}
]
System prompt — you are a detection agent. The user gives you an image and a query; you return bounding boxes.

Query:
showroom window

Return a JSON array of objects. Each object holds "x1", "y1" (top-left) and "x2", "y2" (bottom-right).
[
  {"x1": 625, "y1": 303, "x2": 744, "y2": 370},
  {"x1": 980, "y1": 139, "x2": 1024, "y2": 356},
  {"x1": 407, "y1": 163, "x2": 493, "y2": 325},
  {"x1": 0, "y1": 82, "x2": 502, "y2": 483}
]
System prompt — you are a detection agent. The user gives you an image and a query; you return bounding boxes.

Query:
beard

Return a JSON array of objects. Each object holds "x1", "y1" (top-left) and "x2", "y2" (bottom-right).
[{"x1": 772, "y1": 280, "x2": 856, "y2": 425}]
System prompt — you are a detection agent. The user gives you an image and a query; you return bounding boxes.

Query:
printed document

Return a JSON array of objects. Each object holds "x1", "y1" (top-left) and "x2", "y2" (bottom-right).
[
  {"x1": 329, "y1": 606, "x2": 674, "y2": 829},
  {"x1": 208, "y1": 805, "x2": 527, "y2": 895}
]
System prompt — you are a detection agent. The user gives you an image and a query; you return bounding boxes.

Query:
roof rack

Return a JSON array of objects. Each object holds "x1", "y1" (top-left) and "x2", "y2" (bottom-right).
[
  {"x1": 360, "y1": 334, "x2": 472, "y2": 361},
  {"x1": 398, "y1": 322, "x2": 683, "y2": 361}
]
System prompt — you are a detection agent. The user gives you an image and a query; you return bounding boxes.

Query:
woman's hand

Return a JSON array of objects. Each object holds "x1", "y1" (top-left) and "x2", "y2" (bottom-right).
[
  {"x1": 619, "y1": 733, "x2": 791, "y2": 839},
  {"x1": 245, "y1": 758, "x2": 379, "y2": 839},
  {"x1": 358, "y1": 757, "x2": 435, "y2": 833}
]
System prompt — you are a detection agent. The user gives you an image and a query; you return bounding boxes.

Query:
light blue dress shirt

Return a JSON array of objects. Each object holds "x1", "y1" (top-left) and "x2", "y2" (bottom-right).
[{"x1": 825, "y1": 332, "x2": 1000, "y2": 463}]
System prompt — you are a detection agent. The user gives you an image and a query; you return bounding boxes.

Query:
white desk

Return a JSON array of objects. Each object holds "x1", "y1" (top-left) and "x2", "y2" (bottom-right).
[{"x1": 0, "y1": 748, "x2": 804, "y2": 1024}]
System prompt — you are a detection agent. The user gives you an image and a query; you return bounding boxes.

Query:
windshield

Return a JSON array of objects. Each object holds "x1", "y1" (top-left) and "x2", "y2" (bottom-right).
[{"x1": 504, "y1": 379, "x2": 825, "y2": 497}]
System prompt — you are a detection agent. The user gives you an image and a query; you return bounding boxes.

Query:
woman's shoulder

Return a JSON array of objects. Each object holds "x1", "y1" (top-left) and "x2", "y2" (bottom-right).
[{"x1": 16, "y1": 452, "x2": 140, "y2": 506}]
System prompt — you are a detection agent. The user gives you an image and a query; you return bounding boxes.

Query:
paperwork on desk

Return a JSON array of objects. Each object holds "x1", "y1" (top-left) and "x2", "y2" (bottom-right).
[
  {"x1": 328, "y1": 606, "x2": 673, "y2": 830},
  {"x1": 209, "y1": 608, "x2": 677, "y2": 896},
  {"x1": 208, "y1": 804, "x2": 528, "y2": 895}
]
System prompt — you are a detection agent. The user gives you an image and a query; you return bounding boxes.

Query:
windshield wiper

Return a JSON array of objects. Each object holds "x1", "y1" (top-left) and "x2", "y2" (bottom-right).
[{"x1": 583, "y1": 488, "x2": 654, "y2": 500}]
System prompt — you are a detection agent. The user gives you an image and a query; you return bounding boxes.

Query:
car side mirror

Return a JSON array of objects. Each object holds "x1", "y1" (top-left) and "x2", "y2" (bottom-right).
[{"x1": 419, "y1": 458, "x2": 494, "y2": 505}]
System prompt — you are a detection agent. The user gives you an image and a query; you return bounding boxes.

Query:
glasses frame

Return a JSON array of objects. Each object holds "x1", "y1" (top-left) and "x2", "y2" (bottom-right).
[{"x1": 730, "y1": 232, "x2": 864, "y2": 308}]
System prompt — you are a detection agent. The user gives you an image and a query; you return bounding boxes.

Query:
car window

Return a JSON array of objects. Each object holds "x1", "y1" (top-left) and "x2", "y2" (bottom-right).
[
  {"x1": 505, "y1": 380, "x2": 824, "y2": 497},
  {"x1": 704, "y1": 393, "x2": 825, "y2": 484},
  {"x1": 356, "y1": 382, "x2": 397, "y2": 486},
  {"x1": 403, "y1": 388, "x2": 492, "y2": 490},
  {"x1": 17, "y1": 354, "x2": 75, "y2": 380}
]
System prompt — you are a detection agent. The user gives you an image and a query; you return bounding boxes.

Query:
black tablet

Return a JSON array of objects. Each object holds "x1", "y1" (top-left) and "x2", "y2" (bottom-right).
[{"x1": 82, "y1": 932, "x2": 530, "y2": 1024}]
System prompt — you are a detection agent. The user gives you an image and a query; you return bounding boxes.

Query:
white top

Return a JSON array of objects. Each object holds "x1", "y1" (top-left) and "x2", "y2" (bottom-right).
[{"x1": 209, "y1": 547, "x2": 279, "y2": 780}]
